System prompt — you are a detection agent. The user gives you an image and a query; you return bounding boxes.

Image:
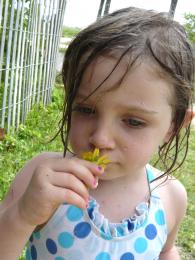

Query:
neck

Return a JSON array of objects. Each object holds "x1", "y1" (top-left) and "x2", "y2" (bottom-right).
[
  {"x1": 90, "y1": 167, "x2": 149, "y2": 201},
  {"x1": 89, "y1": 167, "x2": 151, "y2": 222}
]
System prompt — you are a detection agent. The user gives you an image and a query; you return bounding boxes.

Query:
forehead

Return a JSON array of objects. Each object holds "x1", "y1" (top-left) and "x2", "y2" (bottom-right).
[
  {"x1": 79, "y1": 54, "x2": 126, "y2": 94},
  {"x1": 77, "y1": 54, "x2": 174, "y2": 105}
]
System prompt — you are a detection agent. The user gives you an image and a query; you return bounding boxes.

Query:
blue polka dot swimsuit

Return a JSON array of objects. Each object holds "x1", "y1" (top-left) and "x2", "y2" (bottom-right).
[{"x1": 26, "y1": 165, "x2": 168, "y2": 260}]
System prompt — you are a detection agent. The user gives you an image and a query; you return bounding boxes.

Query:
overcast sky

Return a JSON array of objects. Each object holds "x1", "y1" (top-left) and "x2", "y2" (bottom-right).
[{"x1": 63, "y1": 0, "x2": 195, "y2": 28}]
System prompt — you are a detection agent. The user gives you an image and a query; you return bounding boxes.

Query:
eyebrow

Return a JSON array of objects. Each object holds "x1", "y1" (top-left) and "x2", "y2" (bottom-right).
[
  {"x1": 126, "y1": 106, "x2": 159, "y2": 115},
  {"x1": 75, "y1": 93, "x2": 159, "y2": 114}
]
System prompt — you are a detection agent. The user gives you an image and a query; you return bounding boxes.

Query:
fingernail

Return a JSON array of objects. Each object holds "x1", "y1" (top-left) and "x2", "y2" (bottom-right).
[
  {"x1": 93, "y1": 179, "x2": 98, "y2": 188},
  {"x1": 86, "y1": 198, "x2": 90, "y2": 208},
  {"x1": 98, "y1": 166, "x2": 103, "y2": 171}
]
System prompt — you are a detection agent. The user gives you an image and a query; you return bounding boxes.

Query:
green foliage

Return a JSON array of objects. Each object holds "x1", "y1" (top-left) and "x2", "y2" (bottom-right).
[
  {"x1": 59, "y1": 27, "x2": 81, "y2": 53},
  {"x1": 55, "y1": 73, "x2": 63, "y2": 85},
  {"x1": 0, "y1": 85, "x2": 64, "y2": 200},
  {"x1": 150, "y1": 126, "x2": 195, "y2": 258},
  {"x1": 176, "y1": 126, "x2": 195, "y2": 257},
  {"x1": 183, "y1": 13, "x2": 195, "y2": 43},
  {"x1": 0, "y1": 82, "x2": 4, "y2": 109},
  {"x1": 59, "y1": 47, "x2": 67, "y2": 53},
  {"x1": 61, "y1": 26, "x2": 81, "y2": 38},
  {"x1": 1, "y1": 0, "x2": 31, "y2": 53},
  {"x1": 0, "y1": 82, "x2": 194, "y2": 257}
]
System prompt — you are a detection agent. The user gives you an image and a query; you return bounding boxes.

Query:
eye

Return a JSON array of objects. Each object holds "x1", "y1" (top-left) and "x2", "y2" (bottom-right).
[
  {"x1": 73, "y1": 105, "x2": 95, "y2": 115},
  {"x1": 123, "y1": 118, "x2": 146, "y2": 128}
]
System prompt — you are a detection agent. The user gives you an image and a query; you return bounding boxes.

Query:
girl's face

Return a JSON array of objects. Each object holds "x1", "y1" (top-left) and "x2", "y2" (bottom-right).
[{"x1": 69, "y1": 55, "x2": 174, "y2": 179}]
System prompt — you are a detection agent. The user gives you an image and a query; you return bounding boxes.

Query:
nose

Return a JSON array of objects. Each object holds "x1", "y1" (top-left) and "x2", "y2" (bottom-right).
[{"x1": 89, "y1": 120, "x2": 115, "y2": 150}]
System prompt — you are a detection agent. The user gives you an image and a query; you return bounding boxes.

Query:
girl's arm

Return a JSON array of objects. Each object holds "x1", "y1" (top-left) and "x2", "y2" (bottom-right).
[
  {"x1": 159, "y1": 246, "x2": 180, "y2": 260},
  {"x1": 0, "y1": 152, "x2": 102, "y2": 259},
  {"x1": 0, "y1": 153, "x2": 55, "y2": 259},
  {"x1": 0, "y1": 200, "x2": 36, "y2": 260},
  {"x1": 159, "y1": 178, "x2": 188, "y2": 260},
  {"x1": 159, "y1": 224, "x2": 181, "y2": 260}
]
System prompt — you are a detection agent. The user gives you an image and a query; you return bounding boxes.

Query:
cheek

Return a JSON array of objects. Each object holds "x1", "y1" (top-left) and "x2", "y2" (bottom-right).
[
  {"x1": 69, "y1": 118, "x2": 89, "y2": 152},
  {"x1": 122, "y1": 130, "x2": 163, "y2": 163}
]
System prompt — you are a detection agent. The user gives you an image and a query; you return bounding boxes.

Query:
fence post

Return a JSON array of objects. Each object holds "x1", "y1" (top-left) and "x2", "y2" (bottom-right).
[{"x1": 0, "y1": 0, "x2": 67, "y2": 133}]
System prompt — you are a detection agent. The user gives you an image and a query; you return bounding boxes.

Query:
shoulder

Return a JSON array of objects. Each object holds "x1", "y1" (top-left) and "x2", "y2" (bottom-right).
[
  {"x1": 161, "y1": 177, "x2": 187, "y2": 222},
  {"x1": 0, "y1": 152, "x2": 64, "y2": 208},
  {"x1": 150, "y1": 166, "x2": 187, "y2": 232}
]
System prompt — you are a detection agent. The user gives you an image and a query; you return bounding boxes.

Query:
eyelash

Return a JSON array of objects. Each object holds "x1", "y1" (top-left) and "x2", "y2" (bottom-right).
[
  {"x1": 73, "y1": 105, "x2": 146, "y2": 128},
  {"x1": 122, "y1": 118, "x2": 146, "y2": 128},
  {"x1": 73, "y1": 105, "x2": 95, "y2": 115}
]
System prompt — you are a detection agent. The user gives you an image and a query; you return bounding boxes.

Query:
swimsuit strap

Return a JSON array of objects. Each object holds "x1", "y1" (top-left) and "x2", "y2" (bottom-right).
[{"x1": 146, "y1": 164, "x2": 162, "y2": 199}]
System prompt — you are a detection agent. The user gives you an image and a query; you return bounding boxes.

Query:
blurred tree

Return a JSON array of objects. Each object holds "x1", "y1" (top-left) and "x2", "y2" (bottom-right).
[
  {"x1": 97, "y1": 0, "x2": 111, "y2": 19},
  {"x1": 97, "y1": 0, "x2": 105, "y2": 19},
  {"x1": 183, "y1": 13, "x2": 195, "y2": 43},
  {"x1": 104, "y1": 0, "x2": 111, "y2": 15},
  {"x1": 169, "y1": 0, "x2": 178, "y2": 18}
]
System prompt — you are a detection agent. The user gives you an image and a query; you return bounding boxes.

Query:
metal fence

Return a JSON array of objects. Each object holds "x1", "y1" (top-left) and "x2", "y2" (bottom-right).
[
  {"x1": 0, "y1": 0, "x2": 66, "y2": 132},
  {"x1": 192, "y1": 43, "x2": 195, "y2": 56}
]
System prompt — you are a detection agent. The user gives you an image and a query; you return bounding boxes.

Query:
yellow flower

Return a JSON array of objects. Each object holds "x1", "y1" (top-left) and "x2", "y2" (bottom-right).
[{"x1": 82, "y1": 148, "x2": 111, "y2": 169}]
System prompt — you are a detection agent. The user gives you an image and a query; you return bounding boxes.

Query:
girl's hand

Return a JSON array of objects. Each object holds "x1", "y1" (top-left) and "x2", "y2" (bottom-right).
[{"x1": 17, "y1": 157, "x2": 104, "y2": 227}]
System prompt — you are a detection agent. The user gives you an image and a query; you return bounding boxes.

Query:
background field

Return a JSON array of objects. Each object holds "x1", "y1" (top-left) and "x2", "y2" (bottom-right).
[{"x1": 0, "y1": 79, "x2": 194, "y2": 259}]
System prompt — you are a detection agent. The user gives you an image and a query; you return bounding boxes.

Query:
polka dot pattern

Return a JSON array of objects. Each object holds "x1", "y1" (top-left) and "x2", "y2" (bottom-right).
[
  {"x1": 31, "y1": 245, "x2": 37, "y2": 260},
  {"x1": 74, "y1": 222, "x2": 91, "y2": 238},
  {"x1": 34, "y1": 231, "x2": 41, "y2": 239},
  {"x1": 66, "y1": 205, "x2": 84, "y2": 221},
  {"x1": 95, "y1": 252, "x2": 111, "y2": 260},
  {"x1": 58, "y1": 232, "x2": 74, "y2": 248},
  {"x1": 29, "y1": 234, "x2": 33, "y2": 242},
  {"x1": 155, "y1": 209, "x2": 165, "y2": 225},
  {"x1": 145, "y1": 224, "x2": 157, "y2": 240},
  {"x1": 25, "y1": 248, "x2": 31, "y2": 260},
  {"x1": 26, "y1": 166, "x2": 168, "y2": 259},
  {"x1": 134, "y1": 237, "x2": 148, "y2": 253},
  {"x1": 54, "y1": 257, "x2": 65, "y2": 260},
  {"x1": 120, "y1": 252, "x2": 135, "y2": 260},
  {"x1": 46, "y1": 238, "x2": 58, "y2": 254}
]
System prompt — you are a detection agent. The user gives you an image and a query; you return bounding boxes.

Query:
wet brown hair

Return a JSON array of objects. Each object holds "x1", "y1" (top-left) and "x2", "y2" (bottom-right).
[{"x1": 60, "y1": 7, "x2": 194, "y2": 180}]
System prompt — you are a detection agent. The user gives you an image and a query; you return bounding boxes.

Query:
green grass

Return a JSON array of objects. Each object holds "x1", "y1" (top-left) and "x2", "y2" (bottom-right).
[
  {"x1": 61, "y1": 26, "x2": 81, "y2": 38},
  {"x1": 0, "y1": 84, "x2": 64, "y2": 200},
  {"x1": 59, "y1": 26, "x2": 81, "y2": 53},
  {"x1": 176, "y1": 126, "x2": 195, "y2": 259},
  {"x1": 0, "y1": 83, "x2": 194, "y2": 259}
]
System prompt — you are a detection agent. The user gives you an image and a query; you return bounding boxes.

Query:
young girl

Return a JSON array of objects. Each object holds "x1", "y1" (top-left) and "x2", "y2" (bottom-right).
[{"x1": 0, "y1": 7, "x2": 194, "y2": 260}]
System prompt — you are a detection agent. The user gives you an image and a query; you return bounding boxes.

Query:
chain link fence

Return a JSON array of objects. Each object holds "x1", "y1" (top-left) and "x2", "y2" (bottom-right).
[{"x1": 0, "y1": 0, "x2": 66, "y2": 132}]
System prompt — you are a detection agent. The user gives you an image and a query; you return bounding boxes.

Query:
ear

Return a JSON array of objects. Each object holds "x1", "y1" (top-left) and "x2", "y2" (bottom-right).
[
  {"x1": 163, "y1": 109, "x2": 194, "y2": 144},
  {"x1": 181, "y1": 109, "x2": 195, "y2": 128}
]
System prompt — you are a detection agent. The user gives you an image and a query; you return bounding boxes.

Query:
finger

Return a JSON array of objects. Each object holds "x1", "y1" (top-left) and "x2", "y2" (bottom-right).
[
  {"x1": 50, "y1": 172, "x2": 90, "y2": 199},
  {"x1": 49, "y1": 157, "x2": 104, "y2": 176},
  {"x1": 48, "y1": 158, "x2": 103, "y2": 188},
  {"x1": 52, "y1": 186, "x2": 88, "y2": 209},
  {"x1": 77, "y1": 158, "x2": 105, "y2": 176}
]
